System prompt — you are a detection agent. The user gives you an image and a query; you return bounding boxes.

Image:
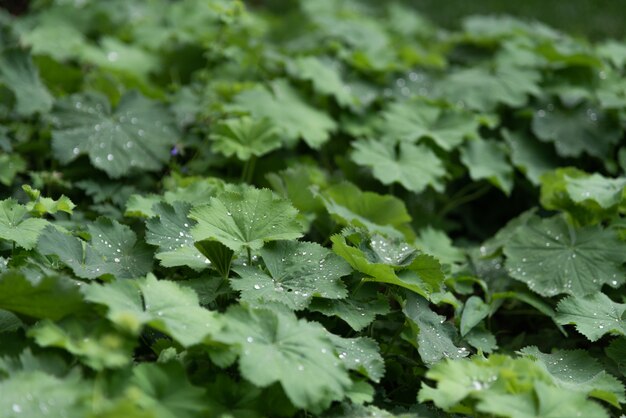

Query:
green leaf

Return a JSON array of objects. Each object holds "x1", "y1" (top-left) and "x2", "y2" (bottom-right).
[
  {"x1": 215, "y1": 305, "x2": 352, "y2": 411},
  {"x1": 437, "y1": 66, "x2": 540, "y2": 112},
  {"x1": 233, "y1": 79, "x2": 337, "y2": 149},
  {"x1": 328, "y1": 335, "x2": 385, "y2": 382},
  {"x1": 502, "y1": 128, "x2": 559, "y2": 186},
  {"x1": 28, "y1": 317, "x2": 135, "y2": 370},
  {"x1": 84, "y1": 275, "x2": 220, "y2": 347},
  {"x1": 414, "y1": 227, "x2": 465, "y2": 266},
  {"x1": 190, "y1": 185, "x2": 303, "y2": 252},
  {"x1": 0, "y1": 154, "x2": 26, "y2": 186},
  {"x1": 38, "y1": 219, "x2": 153, "y2": 279},
  {"x1": 231, "y1": 240, "x2": 350, "y2": 310},
  {"x1": 0, "y1": 48, "x2": 53, "y2": 116},
  {"x1": 130, "y1": 362, "x2": 208, "y2": 418},
  {"x1": 531, "y1": 102, "x2": 621, "y2": 158},
  {"x1": 460, "y1": 296, "x2": 490, "y2": 336},
  {"x1": 403, "y1": 294, "x2": 468, "y2": 366},
  {"x1": 351, "y1": 139, "x2": 446, "y2": 193},
  {"x1": 555, "y1": 293, "x2": 626, "y2": 341},
  {"x1": 210, "y1": 117, "x2": 281, "y2": 161},
  {"x1": 332, "y1": 234, "x2": 443, "y2": 298},
  {"x1": 0, "y1": 371, "x2": 87, "y2": 418},
  {"x1": 379, "y1": 100, "x2": 479, "y2": 151},
  {"x1": 503, "y1": 216, "x2": 626, "y2": 296},
  {"x1": 314, "y1": 182, "x2": 412, "y2": 239},
  {"x1": 0, "y1": 271, "x2": 84, "y2": 320},
  {"x1": 51, "y1": 91, "x2": 178, "y2": 178},
  {"x1": 460, "y1": 138, "x2": 513, "y2": 194},
  {"x1": 477, "y1": 381, "x2": 609, "y2": 418},
  {"x1": 194, "y1": 240, "x2": 233, "y2": 279},
  {"x1": 0, "y1": 198, "x2": 48, "y2": 249},
  {"x1": 146, "y1": 202, "x2": 210, "y2": 270},
  {"x1": 22, "y1": 185, "x2": 75, "y2": 216},
  {"x1": 286, "y1": 56, "x2": 353, "y2": 107},
  {"x1": 519, "y1": 346, "x2": 625, "y2": 406},
  {"x1": 606, "y1": 338, "x2": 626, "y2": 377},
  {"x1": 566, "y1": 173, "x2": 626, "y2": 209}
]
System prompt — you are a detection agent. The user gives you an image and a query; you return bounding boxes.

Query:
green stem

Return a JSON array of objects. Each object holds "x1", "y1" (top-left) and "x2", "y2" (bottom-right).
[
  {"x1": 246, "y1": 247, "x2": 252, "y2": 266},
  {"x1": 440, "y1": 184, "x2": 491, "y2": 217},
  {"x1": 241, "y1": 156, "x2": 257, "y2": 184}
]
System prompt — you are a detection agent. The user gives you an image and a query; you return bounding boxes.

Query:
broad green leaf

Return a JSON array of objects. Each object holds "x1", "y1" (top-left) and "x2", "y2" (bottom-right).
[
  {"x1": 51, "y1": 91, "x2": 178, "y2": 178},
  {"x1": 519, "y1": 346, "x2": 625, "y2": 406},
  {"x1": 403, "y1": 294, "x2": 468, "y2": 366},
  {"x1": 190, "y1": 185, "x2": 303, "y2": 252},
  {"x1": 0, "y1": 371, "x2": 87, "y2": 418},
  {"x1": 286, "y1": 56, "x2": 353, "y2": 107},
  {"x1": 210, "y1": 117, "x2": 281, "y2": 161},
  {"x1": 503, "y1": 216, "x2": 626, "y2": 296},
  {"x1": 266, "y1": 164, "x2": 329, "y2": 214},
  {"x1": 566, "y1": 173, "x2": 626, "y2": 209},
  {"x1": 233, "y1": 79, "x2": 337, "y2": 149},
  {"x1": 146, "y1": 202, "x2": 210, "y2": 270},
  {"x1": 28, "y1": 317, "x2": 134, "y2": 370},
  {"x1": 38, "y1": 219, "x2": 153, "y2": 279},
  {"x1": 351, "y1": 139, "x2": 446, "y2": 193},
  {"x1": 477, "y1": 381, "x2": 609, "y2": 418},
  {"x1": 194, "y1": 240, "x2": 233, "y2": 279},
  {"x1": 231, "y1": 240, "x2": 350, "y2": 310},
  {"x1": 0, "y1": 48, "x2": 53, "y2": 116},
  {"x1": 84, "y1": 275, "x2": 220, "y2": 347},
  {"x1": 414, "y1": 227, "x2": 465, "y2": 266},
  {"x1": 606, "y1": 338, "x2": 626, "y2": 377},
  {"x1": 555, "y1": 293, "x2": 626, "y2": 341},
  {"x1": 0, "y1": 271, "x2": 83, "y2": 320},
  {"x1": 379, "y1": 100, "x2": 479, "y2": 151},
  {"x1": 314, "y1": 182, "x2": 413, "y2": 239},
  {"x1": 531, "y1": 103, "x2": 621, "y2": 158},
  {"x1": 215, "y1": 305, "x2": 352, "y2": 411},
  {"x1": 130, "y1": 362, "x2": 208, "y2": 418},
  {"x1": 309, "y1": 285, "x2": 390, "y2": 331},
  {"x1": 418, "y1": 354, "x2": 551, "y2": 410},
  {"x1": 328, "y1": 335, "x2": 385, "y2": 382},
  {"x1": 22, "y1": 185, "x2": 75, "y2": 216},
  {"x1": 460, "y1": 296, "x2": 490, "y2": 336},
  {"x1": 436, "y1": 66, "x2": 540, "y2": 112},
  {"x1": 502, "y1": 129, "x2": 559, "y2": 185},
  {"x1": 0, "y1": 154, "x2": 26, "y2": 186},
  {"x1": 0, "y1": 198, "x2": 48, "y2": 249},
  {"x1": 332, "y1": 234, "x2": 443, "y2": 298},
  {"x1": 323, "y1": 403, "x2": 414, "y2": 418},
  {"x1": 460, "y1": 138, "x2": 513, "y2": 194},
  {"x1": 81, "y1": 37, "x2": 158, "y2": 79},
  {"x1": 0, "y1": 309, "x2": 22, "y2": 333}
]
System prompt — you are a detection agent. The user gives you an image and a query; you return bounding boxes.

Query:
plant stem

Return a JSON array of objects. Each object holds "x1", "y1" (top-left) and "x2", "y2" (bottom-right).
[{"x1": 241, "y1": 156, "x2": 257, "y2": 184}]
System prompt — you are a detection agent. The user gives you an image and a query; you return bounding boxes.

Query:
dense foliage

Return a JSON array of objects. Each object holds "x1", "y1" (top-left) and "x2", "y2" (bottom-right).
[{"x1": 2, "y1": 1, "x2": 626, "y2": 417}]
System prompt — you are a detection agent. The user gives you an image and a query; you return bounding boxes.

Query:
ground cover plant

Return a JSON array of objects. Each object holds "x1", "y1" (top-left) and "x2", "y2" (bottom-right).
[{"x1": 2, "y1": 0, "x2": 626, "y2": 417}]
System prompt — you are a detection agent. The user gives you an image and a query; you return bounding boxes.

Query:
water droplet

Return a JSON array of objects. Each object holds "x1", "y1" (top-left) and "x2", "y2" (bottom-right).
[
  {"x1": 107, "y1": 154, "x2": 114, "y2": 161},
  {"x1": 537, "y1": 109, "x2": 546, "y2": 118},
  {"x1": 12, "y1": 404, "x2": 22, "y2": 413},
  {"x1": 253, "y1": 284, "x2": 261, "y2": 290},
  {"x1": 138, "y1": 129, "x2": 145, "y2": 137},
  {"x1": 114, "y1": 257, "x2": 120, "y2": 263},
  {"x1": 72, "y1": 147, "x2": 80, "y2": 155},
  {"x1": 157, "y1": 311, "x2": 163, "y2": 316},
  {"x1": 107, "y1": 51, "x2": 119, "y2": 62},
  {"x1": 246, "y1": 336, "x2": 254, "y2": 343}
]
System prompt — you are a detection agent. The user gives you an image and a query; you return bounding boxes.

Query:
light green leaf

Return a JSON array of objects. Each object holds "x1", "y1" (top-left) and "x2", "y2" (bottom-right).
[
  {"x1": 555, "y1": 293, "x2": 626, "y2": 341},
  {"x1": 519, "y1": 346, "x2": 625, "y2": 406},
  {"x1": 233, "y1": 79, "x2": 337, "y2": 148},
  {"x1": 460, "y1": 296, "x2": 490, "y2": 336},
  {"x1": 532, "y1": 103, "x2": 621, "y2": 158},
  {"x1": 51, "y1": 91, "x2": 178, "y2": 178},
  {"x1": 83, "y1": 275, "x2": 220, "y2": 347},
  {"x1": 215, "y1": 305, "x2": 352, "y2": 411},
  {"x1": 22, "y1": 185, "x2": 75, "y2": 216},
  {"x1": 0, "y1": 271, "x2": 84, "y2": 320},
  {"x1": 190, "y1": 185, "x2": 303, "y2": 252},
  {"x1": 477, "y1": 381, "x2": 609, "y2": 418},
  {"x1": 0, "y1": 198, "x2": 48, "y2": 249},
  {"x1": 351, "y1": 139, "x2": 446, "y2": 193},
  {"x1": 28, "y1": 317, "x2": 134, "y2": 370},
  {"x1": 503, "y1": 216, "x2": 626, "y2": 296},
  {"x1": 314, "y1": 182, "x2": 412, "y2": 239},
  {"x1": 231, "y1": 240, "x2": 350, "y2": 310},
  {"x1": 565, "y1": 173, "x2": 626, "y2": 209},
  {"x1": 502, "y1": 128, "x2": 558, "y2": 185},
  {"x1": 0, "y1": 48, "x2": 53, "y2": 116},
  {"x1": 460, "y1": 138, "x2": 513, "y2": 194},
  {"x1": 146, "y1": 202, "x2": 210, "y2": 270},
  {"x1": 414, "y1": 227, "x2": 465, "y2": 266},
  {"x1": 328, "y1": 335, "x2": 385, "y2": 382},
  {"x1": 130, "y1": 362, "x2": 208, "y2": 418},
  {"x1": 379, "y1": 100, "x2": 479, "y2": 151},
  {"x1": 0, "y1": 154, "x2": 26, "y2": 186},
  {"x1": 210, "y1": 117, "x2": 281, "y2": 161},
  {"x1": 287, "y1": 56, "x2": 353, "y2": 107},
  {"x1": 0, "y1": 371, "x2": 87, "y2": 418},
  {"x1": 403, "y1": 294, "x2": 468, "y2": 366},
  {"x1": 38, "y1": 219, "x2": 153, "y2": 279}
]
